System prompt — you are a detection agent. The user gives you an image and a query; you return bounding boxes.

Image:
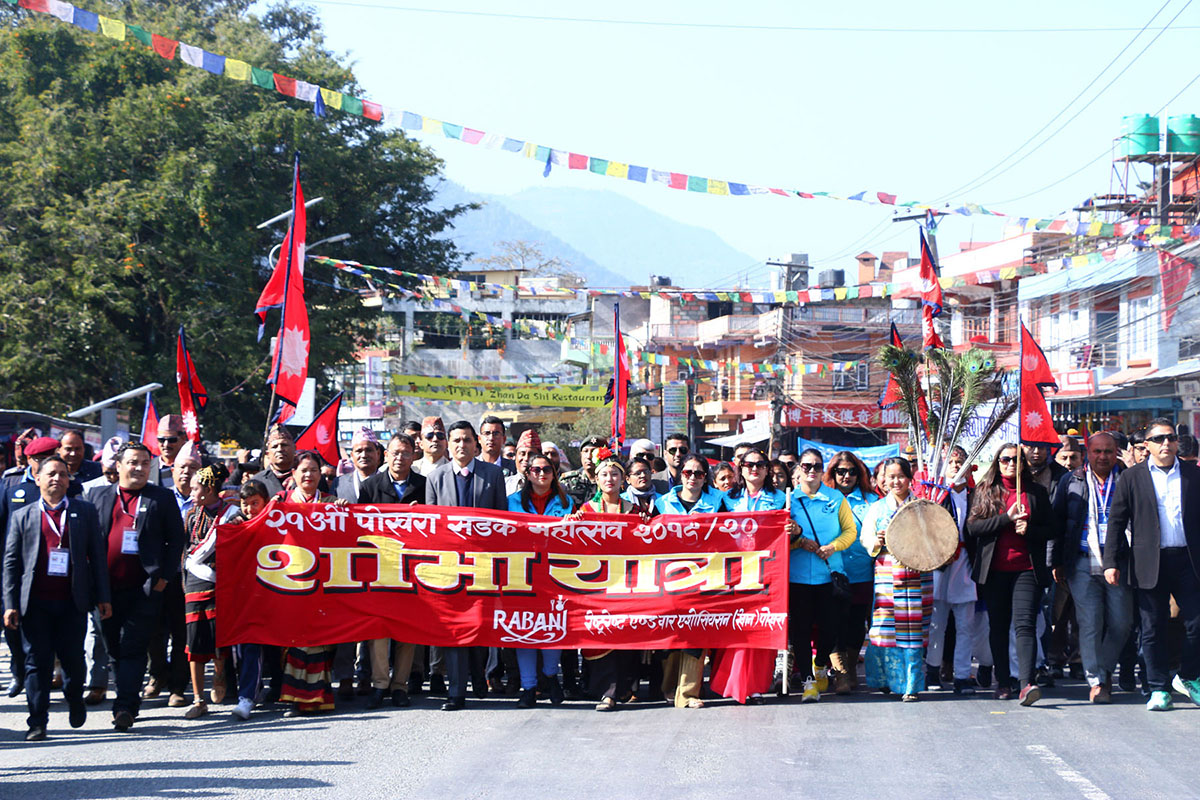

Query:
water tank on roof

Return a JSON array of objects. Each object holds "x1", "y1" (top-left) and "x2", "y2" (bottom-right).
[
  {"x1": 650, "y1": 275, "x2": 672, "y2": 287},
  {"x1": 1166, "y1": 115, "x2": 1200, "y2": 154},
  {"x1": 817, "y1": 269, "x2": 844, "y2": 288},
  {"x1": 1120, "y1": 114, "x2": 1159, "y2": 156}
]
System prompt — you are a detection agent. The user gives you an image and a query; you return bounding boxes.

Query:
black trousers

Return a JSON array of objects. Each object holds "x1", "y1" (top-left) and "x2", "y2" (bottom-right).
[
  {"x1": 832, "y1": 581, "x2": 873, "y2": 658},
  {"x1": 102, "y1": 586, "x2": 162, "y2": 716},
  {"x1": 444, "y1": 646, "x2": 487, "y2": 700},
  {"x1": 21, "y1": 597, "x2": 86, "y2": 729},
  {"x1": 146, "y1": 576, "x2": 187, "y2": 694},
  {"x1": 981, "y1": 569, "x2": 1040, "y2": 687},
  {"x1": 788, "y1": 582, "x2": 837, "y2": 680},
  {"x1": 588, "y1": 650, "x2": 637, "y2": 701},
  {"x1": 4, "y1": 624, "x2": 25, "y2": 685},
  {"x1": 1137, "y1": 547, "x2": 1200, "y2": 691}
]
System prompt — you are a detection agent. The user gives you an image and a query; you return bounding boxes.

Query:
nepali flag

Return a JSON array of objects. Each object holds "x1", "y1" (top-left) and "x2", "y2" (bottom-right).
[
  {"x1": 878, "y1": 323, "x2": 904, "y2": 409},
  {"x1": 919, "y1": 229, "x2": 944, "y2": 349},
  {"x1": 254, "y1": 155, "x2": 307, "y2": 341},
  {"x1": 1018, "y1": 320, "x2": 1059, "y2": 448},
  {"x1": 266, "y1": 160, "x2": 311, "y2": 409},
  {"x1": 176, "y1": 327, "x2": 208, "y2": 443},
  {"x1": 607, "y1": 303, "x2": 630, "y2": 447},
  {"x1": 140, "y1": 393, "x2": 161, "y2": 457},
  {"x1": 294, "y1": 392, "x2": 343, "y2": 466}
]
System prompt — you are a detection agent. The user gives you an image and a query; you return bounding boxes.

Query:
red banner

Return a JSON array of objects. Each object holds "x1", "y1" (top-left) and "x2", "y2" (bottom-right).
[{"x1": 216, "y1": 504, "x2": 789, "y2": 650}]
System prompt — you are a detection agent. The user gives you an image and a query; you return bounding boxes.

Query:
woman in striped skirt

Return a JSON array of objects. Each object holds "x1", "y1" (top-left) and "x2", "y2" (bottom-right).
[
  {"x1": 859, "y1": 457, "x2": 934, "y2": 701},
  {"x1": 276, "y1": 452, "x2": 345, "y2": 716}
]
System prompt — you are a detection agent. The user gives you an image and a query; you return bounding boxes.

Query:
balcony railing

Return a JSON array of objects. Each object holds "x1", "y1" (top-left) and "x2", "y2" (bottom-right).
[
  {"x1": 696, "y1": 315, "x2": 761, "y2": 342},
  {"x1": 793, "y1": 307, "x2": 919, "y2": 327}
]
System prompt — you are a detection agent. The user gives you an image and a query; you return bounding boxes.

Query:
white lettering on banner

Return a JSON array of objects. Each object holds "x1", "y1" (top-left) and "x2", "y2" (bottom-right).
[
  {"x1": 492, "y1": 595, "x2": 569, "y2": 644},
  {"x1": 353, "y1": 507, "x2": 440, "y2": 536},
  {"x1": 445, "y1": 516, "x2": 518, "y2": 539},
  {"x1": 264, "y1": 505, "x2": 349, "y2": 535},
  {"x1": 528, "y1": 518, "x2": 628, "y2": 544},
  {"x1": 582, "y1": 607, "x2": 788, "y2": 635}
]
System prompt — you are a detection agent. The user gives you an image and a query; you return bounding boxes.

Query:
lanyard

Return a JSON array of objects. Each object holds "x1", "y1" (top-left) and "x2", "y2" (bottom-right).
[
  {"x1": 1089, "y1": 470, "x2": 1113, "y2": 524},
  {"x1": 118, "y1": 491, "x2": 141, "y2": 518},
  {"x1": 41, "y1": 501, "x2": 68, "y2": 548}
]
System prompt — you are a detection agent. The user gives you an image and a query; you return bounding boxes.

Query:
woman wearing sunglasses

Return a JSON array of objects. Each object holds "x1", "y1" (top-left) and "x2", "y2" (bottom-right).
[
  {"x1": 860, "y1": 457, "x2": 933, "y2": 702},
  {"x1": 506, "y1": 453, "x2": 575, "y2": 709},
  {"x1": 655, "y1": 455, "x2": 729, "y2": 708},
  {"x1": 965, "y1": 444, "x2": 1052, "y2": 705},
  {"x1": 787, "y1": 449, "x2": 858, "y2": 702},
  {"x1": 822, "y1": 451, "x2": 878, "y2": 694},
  {"x1": 709, "y1": 449, "x2": 788, "y2": 704}
]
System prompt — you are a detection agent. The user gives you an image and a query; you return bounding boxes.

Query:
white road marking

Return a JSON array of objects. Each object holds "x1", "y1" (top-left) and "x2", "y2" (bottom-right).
[{"x1": 1027, "y1": 745, "x2": 1113, "y2": 800}]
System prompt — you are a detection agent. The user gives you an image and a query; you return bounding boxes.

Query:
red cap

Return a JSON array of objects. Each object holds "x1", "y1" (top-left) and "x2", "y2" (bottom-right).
[{"x1": 24, "y1": 436, "x2": 61, "y2": 458}]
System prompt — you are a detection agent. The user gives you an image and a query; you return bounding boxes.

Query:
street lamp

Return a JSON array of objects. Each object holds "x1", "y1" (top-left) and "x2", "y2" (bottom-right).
[
  {"x1": 268, "y1": 233, "x2": 351, "y2": 267},
  {"x1": 256, "y1": 196, "x2": 324, "y2": 229}
]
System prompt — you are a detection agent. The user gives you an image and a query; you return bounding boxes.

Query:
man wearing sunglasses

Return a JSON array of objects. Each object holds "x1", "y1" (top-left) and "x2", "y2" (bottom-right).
[
  {"x1": 1104, "y1": 418, "x2": 1200, "y2": 711},
  {"x1": 147, "y1": 415, "x2": 187, "y2": 488},
  {"x1": 412, "y1": 416, "x2": 450, "y2": 477},
  {"x1": 659, "y1": 434, "x2": 691, "y2": 489}
]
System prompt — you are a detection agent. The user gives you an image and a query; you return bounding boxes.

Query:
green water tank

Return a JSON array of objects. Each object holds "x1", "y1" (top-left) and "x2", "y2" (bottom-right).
[
  {"x1": 1120, "y1": 114, "x2": 1159, "y2": 156},
  {"x1": 1166, "y1": 114, "x2": 1200, "y2": 154}
]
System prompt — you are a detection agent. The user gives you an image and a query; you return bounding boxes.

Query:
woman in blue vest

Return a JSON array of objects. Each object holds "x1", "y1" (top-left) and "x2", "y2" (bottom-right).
[
  {"x1": 822, "y1": 451, "x2": 879, "y2": 694},
  {"x1": 507, "y1": 452, "x2": 574, "y2": 708},
  {"x1": 655, "y1": 455, "x2": 729, "y2": 707},
  {"x1": 710, "y1": 448, "x2": 788, "y2": 704},
  {"x1": 787, "y1": 449, "x2": 859, "y2": 702}
]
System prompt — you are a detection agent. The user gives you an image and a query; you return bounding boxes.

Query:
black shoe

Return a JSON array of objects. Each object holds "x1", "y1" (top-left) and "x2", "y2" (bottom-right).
[
  {"x1": 1117, "y1": 673, "x2": 1137, "y2": 693},
  {"x1": 7, "y1": 679, "x2": 24, "y2": 698},
  {"x1": 472, "y1": 681, "x2": 488, "y2": 700},
  {"x1": 1036, "y1": 667, "x2": 1055, "y2": 688},
  {"x1": 69, "y1": 703, "x2": 87, "y2": 729},
  {"x1": 563, "y1": 681, "x2": 585, "y2": 701},
  {"x1": 516, "y1": 688, "x2": 536, "y2": 708},
  {"x1": 440, "y1": 697, "x2": 466, "y2": 711},
  {"x1": 504, "y1": 679, "x2": 521, "y2": 697},
  {"x1": 429, "y1": 675, "x2": 446, "y2": 695},
  {"x1": 25, "y1": 726, "x2": 47, "y2": 742},
  {"x1": 366, "y1": 688, "x2": 385, "y2": 709},
  {"x1": 547, "y1": 677, "x2": 565, "y2": 705},
  {"x1": 976, "y1": 665, "x2": 993, "y2": 689},
  {"x1": 1051, "y1": 665, "x2": 1066, "y2": 680},
  {"x1": 112, "y1": 710, "x2": 134, "y2": 731},
  {"x1": 953, "y1": 679, "x2": 976, "y2": 696},
  {"x1": 407, "y1": 675, "x2": 423, "y2": 696},
  {"x1": 391, "y1": 689, "x2": 410, "y2": 707},
  {"x1": 1068, "y1": 664, "x2": 1085, "y2": 681},
  {"x1": 925, "y1": 667, "x2": 943, "y2": 690}
]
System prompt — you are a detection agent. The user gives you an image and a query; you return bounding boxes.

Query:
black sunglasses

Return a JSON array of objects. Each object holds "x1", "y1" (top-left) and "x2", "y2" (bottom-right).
[
  {"x1": 667, "y1": 446, "x2": 689, "y2": 455},
  {"x1": 157, "y1": 436, "x2": 179, "y2": 445},
  {"x1": 799, "y1": 463, "x2": 822, "y2": 472},
  {"x1": 423, "y1": 432, "x2": 447, "y2": 441},
  {"x1": 1146, "y1": 433, "x2": 1178, "y2": 444},
  {"x1": 833, "y1": 468, "x2": 856, "y2": 478},
  {"x1": 682, "y1": 469, "x2": 706, "y2": 478},
  {"x1": 742, "y1": 461, "x2": 767, "y2": 470},
  {"x1": 527, "y1": 466, "x2": 552, "y2": 475},
  {"x1": 998, "y1": 455, "x2": 1018, "y2": 465}
]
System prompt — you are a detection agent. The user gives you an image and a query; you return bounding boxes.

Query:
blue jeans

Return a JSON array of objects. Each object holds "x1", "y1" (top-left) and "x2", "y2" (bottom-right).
[
  {"x1": 515, "y1": 649, "x2": 560, "y2": 690},
  {"x1": 1068, "y1": 557, "x2": 1134, "y2": 686},
  {"x1": 21, "y1": 597, "x2": 86, "y2": 728}
]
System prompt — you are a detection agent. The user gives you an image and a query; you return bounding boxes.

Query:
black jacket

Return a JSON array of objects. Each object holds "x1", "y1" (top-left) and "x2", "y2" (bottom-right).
[
  {"x1": 1052, "y1": 465, "x2": 1122, "y2": 569},
  {"x1": 84, "y1": 482, "x2": 186, "y2": 592},
  {"x1": 3, "y1": 497, "x2": 111, "y2": 615},
  {"x1": 357, "y1": 470, "x2": 427, "y2": 505},
  {"x1": 1103, "y1": 458, "x2": 1200, "y2": 589},
  {"x1": 964, "y1": 480, "x2": 1053, "y2": 587}
]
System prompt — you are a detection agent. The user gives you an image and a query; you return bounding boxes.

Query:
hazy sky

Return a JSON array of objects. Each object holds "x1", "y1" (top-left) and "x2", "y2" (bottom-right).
[{"x1": 292, "y1": 0, "x2": 1200, "y2": 285}]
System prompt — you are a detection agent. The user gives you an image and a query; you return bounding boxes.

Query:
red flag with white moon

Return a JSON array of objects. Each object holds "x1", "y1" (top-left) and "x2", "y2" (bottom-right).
[
  {"x1": 294, "y1": 392, "x2": 343, "y2": 466},
  {"x1": 266, "y1": 167, "x2": 309, "y2": 409},
  {"x1": 175, "y1": 326, "x2": 207, "y2": 443},
  {"x1": 1018, "y1": 321, "x2": 1059, "y2": 448}
]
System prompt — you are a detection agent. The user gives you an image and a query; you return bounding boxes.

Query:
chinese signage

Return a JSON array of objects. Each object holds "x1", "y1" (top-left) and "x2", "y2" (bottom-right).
[{"x1": 781, "y1": 402, "x2": 908, "y2": 428}]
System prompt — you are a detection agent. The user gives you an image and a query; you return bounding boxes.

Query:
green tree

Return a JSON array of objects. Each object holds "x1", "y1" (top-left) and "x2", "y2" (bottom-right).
[{"x1": 0, "y1": 0, "x2": 470, "y2": 443}]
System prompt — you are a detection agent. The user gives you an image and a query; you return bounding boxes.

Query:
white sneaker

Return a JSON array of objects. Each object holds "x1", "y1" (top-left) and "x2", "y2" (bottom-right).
[
  {"x1": 801, "y1": 678, "x2": 819, "y2": 703},
  {"x1": 232, "y1": 697, "x2": 253, "y2": 720}
]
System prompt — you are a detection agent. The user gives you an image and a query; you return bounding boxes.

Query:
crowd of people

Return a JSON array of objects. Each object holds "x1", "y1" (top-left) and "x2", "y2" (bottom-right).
[{"x1": 2, "y1": 412, "x2": 1199, "y2": 742}]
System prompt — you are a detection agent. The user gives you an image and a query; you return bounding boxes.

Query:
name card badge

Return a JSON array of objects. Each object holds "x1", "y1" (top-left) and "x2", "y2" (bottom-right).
[
  {"x1": 48, "y1": 548, "x2": 69, "y2": 576},
  {"x1": 1097, "y1": 523, "x2": 1108, "y2": 544},
  {"x1": 122, "y1": 529, "x2": 139, "y2": 555}
]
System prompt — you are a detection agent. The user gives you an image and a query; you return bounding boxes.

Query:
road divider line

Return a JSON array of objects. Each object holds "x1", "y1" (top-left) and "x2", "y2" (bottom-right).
[{"x1": 1026, "y1": 745, "x2": 1112, "y2": 800}]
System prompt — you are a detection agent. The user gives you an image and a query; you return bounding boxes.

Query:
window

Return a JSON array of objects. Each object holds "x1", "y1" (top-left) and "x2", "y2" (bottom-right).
[
  {"x1": 706, "y1": 301, "x2": 733, "y2": 319},
  {"x1": 833, "y1": 362, "x2": 870, "y2": 392},
  {"x1": 1125, "y1": 296, "x2": 1155, "y2": 362}
]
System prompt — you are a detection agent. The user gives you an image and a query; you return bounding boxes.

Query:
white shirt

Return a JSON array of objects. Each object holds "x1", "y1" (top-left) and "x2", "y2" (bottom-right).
[
  {"x1": 412, "y1": 455, "x2": 449, "y2": 476},
  {"x1": 1148, "y1": 459, "x2": 1186, "y2": 548}
]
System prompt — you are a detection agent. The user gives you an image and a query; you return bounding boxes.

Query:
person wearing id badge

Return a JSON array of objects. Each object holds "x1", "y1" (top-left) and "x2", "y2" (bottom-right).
[
  {"x1": 84, "y1": 441, "x2": 186, "y2": 732},
  {"x1": 3, "y1": 455, "x2": 111, "y2": 742},
  {"x1": 1052, "y1": 432, "x2": 1133, "y2": 704}
]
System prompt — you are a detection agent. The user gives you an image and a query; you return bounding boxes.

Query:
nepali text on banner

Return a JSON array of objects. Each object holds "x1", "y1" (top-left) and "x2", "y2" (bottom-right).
[
  {"x1": 216, "y1": 504, "x2": 789, "y2": 650},
  {"x1": 390, "y1": 375, "x2": 608, "y2": 408}
]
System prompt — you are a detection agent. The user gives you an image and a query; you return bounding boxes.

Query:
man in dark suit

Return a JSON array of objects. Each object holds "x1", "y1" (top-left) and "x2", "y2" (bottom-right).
[
  {"x1": 251, "y1": 424, "x2": 297, "y2": 498},
  {"x1": 331, "y1": 427, "x2": 383, "y2": 697},
  {"x1": 426, "y1": 420, "x2": 507, "y2": 710},
  {"x1": 1104, "y1": 418, "x2": 1200, "y2": 712},
  {"x1": 0, "y1": 435, "x2": 65, "y2": 699},
  {"x1": 477, "y1": 416, "x2": 517, "y2": 478},
  {"x1": 84, "y1": 441, "x2": 186, "y2": 731},
  {"x1": 357, "y1": 432, "x2": 426, "y2": 708},
  {"x1": 3, "y1": 456, "x2": 111, "y2": 741}
]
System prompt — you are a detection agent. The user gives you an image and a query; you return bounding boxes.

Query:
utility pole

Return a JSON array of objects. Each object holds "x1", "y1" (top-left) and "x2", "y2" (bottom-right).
[{"x1": 892, "y1": 210, "x2": 950, "y2": 346}]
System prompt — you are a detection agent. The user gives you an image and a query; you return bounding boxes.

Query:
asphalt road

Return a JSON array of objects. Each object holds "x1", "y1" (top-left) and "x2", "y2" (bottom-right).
[{"x1": 0, "y1": 668, "x2": 1197, "y2": 800}]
